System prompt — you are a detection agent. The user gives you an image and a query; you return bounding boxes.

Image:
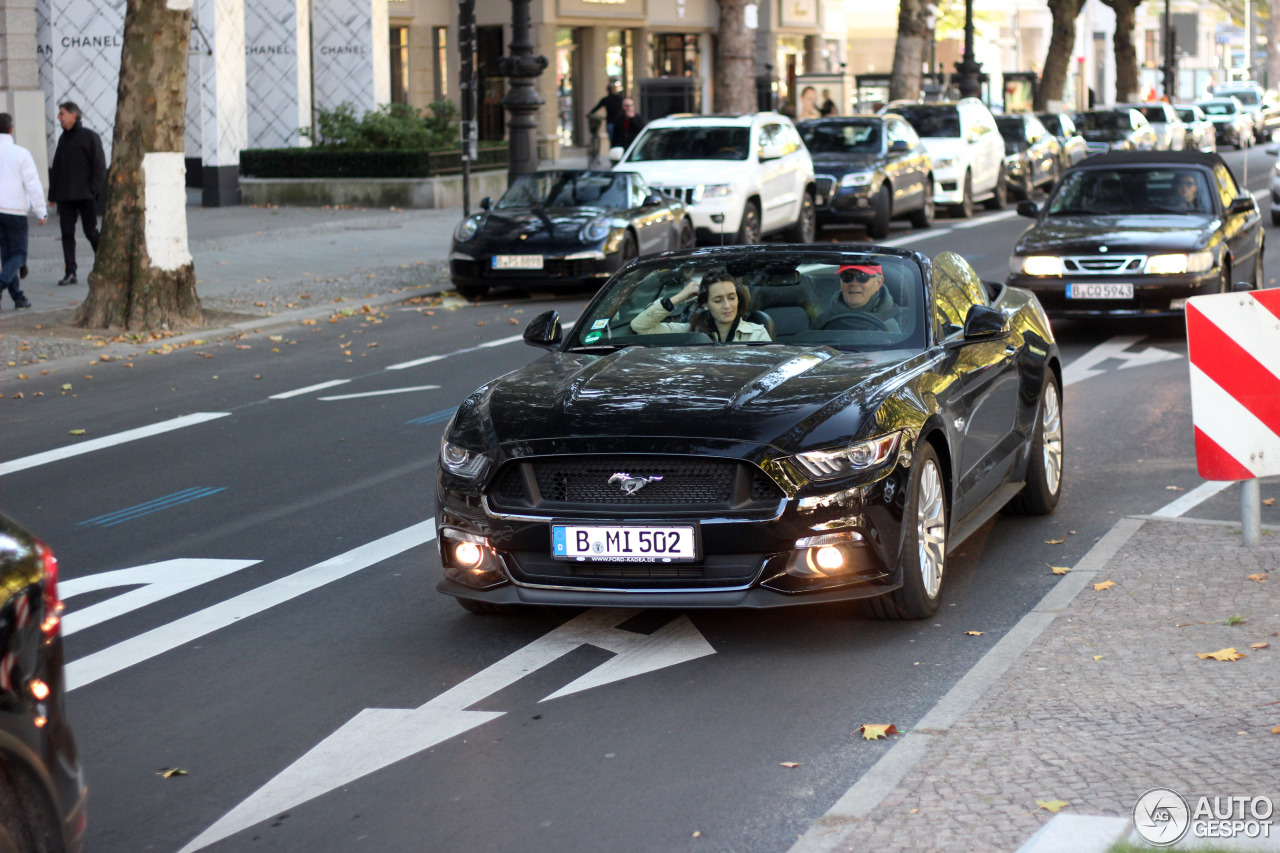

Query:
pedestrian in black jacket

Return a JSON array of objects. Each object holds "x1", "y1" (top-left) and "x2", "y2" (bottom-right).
[{"x1": 49, "y1": 101, "x2": 105, "y2": 286}]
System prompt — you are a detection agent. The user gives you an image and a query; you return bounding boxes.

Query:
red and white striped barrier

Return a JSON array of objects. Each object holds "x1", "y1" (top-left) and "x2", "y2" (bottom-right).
[{"x1": 1186, "y1": 289, "x2": 1280, "y2": 480}]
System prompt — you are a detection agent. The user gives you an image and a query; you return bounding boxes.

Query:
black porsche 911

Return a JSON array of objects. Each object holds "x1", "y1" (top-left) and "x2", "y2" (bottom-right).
[
  {"x1": 435, "y1": 244, "x2": 1063, "y2": 619},
  {"x1": 1007, "y1": 151, "x2": 1264, "y2": 317},
  {"x1": 449, "y1": 169, "x2": 695, "y2": 300}
]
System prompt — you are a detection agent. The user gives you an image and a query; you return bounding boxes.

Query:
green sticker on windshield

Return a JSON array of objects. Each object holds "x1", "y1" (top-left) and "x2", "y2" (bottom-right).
[{"x1": 584, "y1": 331, "x2": 603, "y2": 344}]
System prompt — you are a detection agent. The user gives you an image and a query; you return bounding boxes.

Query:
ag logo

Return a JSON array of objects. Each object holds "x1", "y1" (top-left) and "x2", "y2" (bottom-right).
[{"x1": 1133, "y1": 787, "x2": 1190, "y2": 846}]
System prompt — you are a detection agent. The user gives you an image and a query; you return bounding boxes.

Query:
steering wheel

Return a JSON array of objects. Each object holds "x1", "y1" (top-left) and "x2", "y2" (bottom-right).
[{"x1": 817, "y1": 311, "x2": 891, "y2": 332}]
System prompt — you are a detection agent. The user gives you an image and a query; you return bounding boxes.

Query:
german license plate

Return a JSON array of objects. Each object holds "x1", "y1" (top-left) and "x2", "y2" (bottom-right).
[
  {"x1": 552, "y1": 523, "x2": 698, "y2": 562},
  {"x1": 1067, "y1": 282, "x2": 1133, "y2": 299},
  {"x1": 492, "y1": 255, "x2": 544, "y2": 270}
]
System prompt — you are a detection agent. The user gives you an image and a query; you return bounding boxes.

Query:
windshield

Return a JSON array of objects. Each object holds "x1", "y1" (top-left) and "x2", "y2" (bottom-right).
[
  {"x1": 1078, "y1": 111, "x2": 1129, "y2": 131},
  {"x1": 1175, "y1": 108, "x2": 1197, "y2": 122},
  {"x1": 891, "y1": 106, "x2": 961, "y2": 138},
  {"x1": 1198, "y1": 101, "x2": 1237, "y2": 116},
  {"x1": 498, "y1": 171, "x2": 630, "y2": 208},
  {"x1": 995, "y1": 117, "x2": 1025, "y2": 143},
  {"x1": 1134, "y1": 107, "x2": 1171, "y2": 123},
  {"x1": 799, "y1": 122, "x2": 881, "y2": 154},
  {"x1": 567, "y1": 253, "x2": 926, "y2": 352},
  {"x1": 1046, "y1": 167, "x2": 1213, "y2": 216},
  {"x1": 1218, "y1": 89, "x2": 1259, "y2": 106},
  {"x1": 626, "y1": 126, "x2": 751, "y2": 161}
]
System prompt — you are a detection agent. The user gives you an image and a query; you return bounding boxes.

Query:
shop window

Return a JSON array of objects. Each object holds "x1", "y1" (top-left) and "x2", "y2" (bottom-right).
[
  {"x1": 391, "y1": 27, "x2": 409, "y2": 104},
  {"x1": 653, "y1": 33, "x2": 699, "y2": 78},
  {"x1": 433, "y1": 27, "x2": 448, "y2": 100}
]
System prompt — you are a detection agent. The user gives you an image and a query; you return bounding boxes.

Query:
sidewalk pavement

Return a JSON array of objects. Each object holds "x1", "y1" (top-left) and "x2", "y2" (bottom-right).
[{"x1": 791, "y1": 510, "x2": 1280, "y2": 853}]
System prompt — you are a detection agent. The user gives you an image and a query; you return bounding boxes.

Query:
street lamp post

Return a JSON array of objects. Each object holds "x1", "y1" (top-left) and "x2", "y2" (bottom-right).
[
  {"x1": 1161, "y1": 0, "x2": 1176, "y2": 100},
  {"x1": 955, "y1": 0, "x2": 982, "y2": 99},
  {"x1": 497, "y1": 0, "x2": 548, "y2": 181}
]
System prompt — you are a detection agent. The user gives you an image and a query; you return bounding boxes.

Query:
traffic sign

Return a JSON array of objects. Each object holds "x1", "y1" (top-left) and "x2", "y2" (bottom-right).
[{"x1": 1186, "y1": 289, "x2": 1280, "y2": 480}]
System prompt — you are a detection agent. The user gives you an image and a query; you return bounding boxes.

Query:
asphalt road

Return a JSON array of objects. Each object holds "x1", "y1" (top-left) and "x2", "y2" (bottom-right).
[{"x1": 2, "y1": 144, "x2": 1276, "y2": 853}]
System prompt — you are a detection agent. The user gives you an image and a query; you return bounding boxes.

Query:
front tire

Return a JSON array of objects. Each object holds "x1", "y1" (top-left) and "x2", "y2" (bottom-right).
[
  {"x1": 736, "y1": 201, "x2": 761, "y2": 245},
  {"x1": 984, "y1": 165, "x2": 1008, "y2": 210},
  {"x1": 862, "y1": 443, "x2": 948, "y2": 620},
  {"x1": 948, "y1": 171, "x2": 973, "y2": 219},
  {"x1": 1004, "y1": 378, "x2": 1063, "y2": 516},
  {"x1": 786, "y1": 191, "x2": 816, "y2": 243},
  {"x1": 677, "y1": 217, "x2": 696, "y2": 249},
  {"x1": 867, "y1": 184, "x2": 892, "y2": 239},
  {"x1": 909, "y1": 177, "x2": 935, "y2": 229}
]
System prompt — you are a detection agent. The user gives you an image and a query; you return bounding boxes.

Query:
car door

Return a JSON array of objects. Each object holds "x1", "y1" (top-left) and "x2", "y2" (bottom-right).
[
  {"x1": 929, "y1": 252, "x2": 1023, "y2": 519},
  {"x1": 970, "y1": 104, "x2": 1002, "y2": 195},
  {"x1": 1212, "y1": 161, "x2": 1262, "y2": 284},
  {"x1": 757, "y1": 122, "x2": 795, "y2": 232},
  {"x1": 624, "y1": 174, "x2": 676, "y2": 255},
  {"x1": 884, "y1": 118, "x2": 923, "y2": 210}
]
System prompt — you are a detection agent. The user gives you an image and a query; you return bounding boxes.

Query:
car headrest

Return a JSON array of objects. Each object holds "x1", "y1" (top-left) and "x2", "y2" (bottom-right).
[{"x1": 882, "y1": 264, "x2": 909, "y2": 306}]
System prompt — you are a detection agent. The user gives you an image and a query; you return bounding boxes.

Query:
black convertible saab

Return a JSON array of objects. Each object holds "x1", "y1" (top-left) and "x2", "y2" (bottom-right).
[
  {"x1": 436, "y1": 245, "x2": 1062, "y2": 618},
  {"x1": 449, "y1": 169, "x2": 694, "y2": 300}
]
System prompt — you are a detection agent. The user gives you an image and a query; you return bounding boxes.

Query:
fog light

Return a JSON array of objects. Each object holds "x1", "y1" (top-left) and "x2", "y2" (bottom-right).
[
  {"x1": 710, "y1": 214, "x2": 725, "y2": 223},
  {"x1": 455, "y1": 541, "x2": 483, "y2": 569},
  {"x1": 814, "y1": 546, "x2": 844, "y2": 571}
]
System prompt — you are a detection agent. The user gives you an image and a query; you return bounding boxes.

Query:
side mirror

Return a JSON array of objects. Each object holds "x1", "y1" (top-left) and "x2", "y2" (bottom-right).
[
  {"x1": 1016, "y1": 200, "x2": 1040, "y2": 218},
  {"x1": 1232, "y1": 279, "x2": 1258, "y2": 292},
  {"x1": 523, "y1": 310, "x2": 562, "y2": 349},
  {"x1": 759, "y1": 142, "x2": 785, "y2": 161},
  {"x1": 962, "y1": 304, "x2": 1009, "y2": 339},
  {"x1": 889, "y1": 139, "x2": 909, "y2": 153},
  {"x1": 479, "y1": 196, "x2": 492, "y2": 211},
  {"x1": 643, "y1": 193, "x2": 665, "y2": 206},
  {"x1": 608, "y1": 146, "x2": 624, "y2": 164},
  {"x1": 1228, "y1": 194, "x2": 1256, "y2": 215}
]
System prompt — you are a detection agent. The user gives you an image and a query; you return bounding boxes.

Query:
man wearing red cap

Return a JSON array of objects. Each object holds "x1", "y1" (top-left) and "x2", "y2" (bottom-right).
[{"x1": 817, "y1": 263, "x2": 901, "y2": 331}]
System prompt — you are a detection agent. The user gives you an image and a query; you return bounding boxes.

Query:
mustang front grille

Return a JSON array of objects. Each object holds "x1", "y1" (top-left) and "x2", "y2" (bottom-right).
[{"x1": 488, "y1": 455, "x2": 784, "y2": 514}]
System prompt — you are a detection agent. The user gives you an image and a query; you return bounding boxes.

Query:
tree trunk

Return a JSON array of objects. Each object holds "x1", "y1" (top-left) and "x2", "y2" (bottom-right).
[
  {"x1": 1102, "y1": 0, "x2": 1143, "y2": 103},
  {"x1": 889, "y1": 0, "x2": 928, "y2": 103},
  {"x1": 75, "y1": 0, "x2": 200, "y2": 331},
  {"x1": 714, "y1": 0, "x2": 756, "y2": 114},
  {"x1": 1269, "y1": 4, "x2": 1280, "y2": 93},
  {"x1": 1036, "y1": 0, "x2": 1087, "y2": 110}
]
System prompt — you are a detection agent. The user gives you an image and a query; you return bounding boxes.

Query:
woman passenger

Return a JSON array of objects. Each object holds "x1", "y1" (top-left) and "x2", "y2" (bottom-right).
[{"x1": 630, "y1": 273, "x2": 771, "y2": 342}]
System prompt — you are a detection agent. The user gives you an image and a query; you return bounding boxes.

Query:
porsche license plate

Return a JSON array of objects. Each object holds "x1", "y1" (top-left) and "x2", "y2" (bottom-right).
[
  {"x1": 492, "y1": 255, "x2": 544, "y2": 270},
  {"x1": 552, "y1": 524, "x2": 698, "y2": 562},
  {"x1": 1067, "y1": 282, "x2": 1133, "y2": 299}
]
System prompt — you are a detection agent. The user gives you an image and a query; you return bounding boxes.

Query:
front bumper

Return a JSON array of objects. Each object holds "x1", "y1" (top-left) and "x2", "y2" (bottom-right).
[
  {"x1": 815, "y1": 182, "x2": 879, "y2": 223},
  {"x1": 1006, "y1": 270, "x2": 1223, "y2": 317},
  {"x1": 684, "y1": 196, "x2": 745, "y2": 238},
  {"x1": 450, "y1": 250, "x2": 617, "y2": 288},
  {"x1": 932, "y1": 165, "x2": 966, "y2": 204}
]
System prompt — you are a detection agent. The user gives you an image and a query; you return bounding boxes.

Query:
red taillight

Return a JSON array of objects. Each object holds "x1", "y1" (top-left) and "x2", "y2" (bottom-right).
[{"x1": 34, "y1": 540, "x2": 63, "y2": 639}]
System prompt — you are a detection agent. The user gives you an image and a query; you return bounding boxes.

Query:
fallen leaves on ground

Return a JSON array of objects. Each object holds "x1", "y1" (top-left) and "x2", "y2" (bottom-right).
[
  {"x1": 1248, "y1": 573, "x2": 1268, "y2": 583},
  {"x1": 964, "y1": 631, "x2": 984, "y2": 636},
  {"x1": 858, "y1": 724, "x2": 898, "y2": 740},
  {"x1": 1165, "y1": 485, "x2": 1185, "y2": 491},
  {"x1": 1250, "y1": 643, "x2": 1269, "y2": 650},
  {"x1": 1044, "y1": 537, "x2": 1065, "y2": 545},
  {"x1": 1050, "y1": 565, "x2": 1071, "y2": 575},
  {"x1": 780, "y1": 762, "x2": 801, "y2": 768},
  {"x1": 1273, "y1": 725, "x2": 1280, "y2": 735},
  {"x1": 68, "y1": 429, "x2": 85, "y2": 436},
  {"x1": 1197, "y1": 647, "x2": 1246, "y2": 661},
  {"x1": 1093, "y1": 580, "x2": 1116, "y2": 591},
  {"x1": 157, "y1": 768, "x2": 188, "y2": 778},
  {"x1": 1092, "y1": 655, "x2": 1104, "y2": 661},
  {"x1": 1264, "y1": 498, "x2": 1275, "y2": 506},
  {"x1": 1036, "y1": 800, "x2": 1069, "y2": 813}
]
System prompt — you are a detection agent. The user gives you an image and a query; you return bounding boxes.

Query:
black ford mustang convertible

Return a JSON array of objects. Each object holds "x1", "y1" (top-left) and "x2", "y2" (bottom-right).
[{"x1": 436, "y1": 245, "x2": 1062, "y2": 619}]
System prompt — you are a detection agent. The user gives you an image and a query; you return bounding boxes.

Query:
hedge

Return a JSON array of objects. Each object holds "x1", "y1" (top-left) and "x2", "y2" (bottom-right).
[{"x1": 239, "y1": 145, "x2": 509, "y2": 179}]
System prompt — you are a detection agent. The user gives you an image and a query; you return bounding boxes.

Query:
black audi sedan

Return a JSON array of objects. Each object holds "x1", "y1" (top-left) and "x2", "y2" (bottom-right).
[
  {"x1": 995, "y1": 113, "x2": 1063, "y2": 199},
  {"x1": 1007, "y1": 151, "x2": 1264, "y2": 318},
  {"x1": 798, "y1": 115, "x2": 934, "y2": 238},
  {"x1": 1076, "y1": 108, "x2": 1157, "y2": 156},
  {"x1": 449, "y1": 169, "x2": 694, "y2": 300},
  {"x1": 0, "y1": 514, "x2": 86, "y2": 851},
  {"x1": 436, "y1": 245, "x2": 1062, "y2": 619}
]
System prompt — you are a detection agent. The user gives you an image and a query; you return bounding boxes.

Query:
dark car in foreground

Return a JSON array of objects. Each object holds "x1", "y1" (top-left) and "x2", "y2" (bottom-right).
[
  {"x1": 436, "y1": 245, "x2": 1063, "y2": 618},
  {"x1": 449, "y1": 169, "x2": 694, "y2": 300},
  {"x1": 798, "y1": 115, "x2": 934, "y2": 238},
  {"x1": 1008, "y1": 151, "x2": 1264, "y2": 318},
  {"x1": 995, "y1": 113, "x2": 1062, "y2": 199},
  {"x1": 0, "y1": 514, "x2": 86, "y2": 852}
]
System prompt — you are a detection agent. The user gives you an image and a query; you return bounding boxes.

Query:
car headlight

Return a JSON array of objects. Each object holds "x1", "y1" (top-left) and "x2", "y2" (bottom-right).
[
  {"x1": 580, "y1": 216, "x2": 612, "y2": 242},
  {"x1": 795, "y1": 432, "x2": 901, "y2": 480},
  {"x1": 839, "y1": 172, "x2": 875, "y2": 188},
  {"x1": 455, "y1": 215, "x2": 482, "y2": 242},
  {"x1": 702, "y1": 183, "x2": 734, "y2": 199},
  {"x1": 933, "y1": 157, "x2": 957, "y2": 170},
  {"x1": 1145, "y1": 250, "x2": 1213, "y2": 274},
  {"x1": 440, "y1": 434, "x2": 490, "y2": 479},
  {"x1": 1016, "y1": 255, "x2": 1064, "y2": 276}
]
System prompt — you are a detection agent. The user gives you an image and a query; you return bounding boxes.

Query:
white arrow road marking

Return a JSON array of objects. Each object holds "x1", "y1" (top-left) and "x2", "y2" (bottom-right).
[
  {"x1": 179, "y1": 608, "x2": 715, "y2": 853},
  {"x1": 59, "y1": 559, "x2": 262, "y2": 636},
  {"x1": 0, "y1": 412, "x2": 231, "y2": 477},
  {"x1": 1062, "y1": 335, "x2": 1182, "y2": 387},
  {"x1": 66, "y1": 520, "x2": 436, "y2": 692},
  {"x1": 318, "y1": 385, "x2": 440, "y2": 400}
]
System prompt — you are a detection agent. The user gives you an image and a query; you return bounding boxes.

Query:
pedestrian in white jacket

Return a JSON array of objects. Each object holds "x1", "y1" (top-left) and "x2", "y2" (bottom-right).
[{"x1": 0, "y1": 113, "x2": 49, "y2": 308}]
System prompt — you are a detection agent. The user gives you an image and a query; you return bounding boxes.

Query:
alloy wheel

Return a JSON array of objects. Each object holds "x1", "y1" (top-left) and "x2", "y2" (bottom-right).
[
  {"x1": 916, "y1": 460, "x2": 946, "y2": 598},
  {"x1": 1041, "y1": 383, "x2": 1063, "y2": 497}
]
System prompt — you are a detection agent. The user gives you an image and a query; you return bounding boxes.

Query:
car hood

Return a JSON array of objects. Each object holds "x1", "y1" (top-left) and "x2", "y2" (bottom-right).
[
  {"x1": 477, "y1": 207, "x2": 612, "y2": 242},
  {"x1": 917, "y1": 138, "x2": 968, "y2": 159},
  {"x1": 618, "y1": 160, "x2": 751, "y2": 186},
  {"x1": 1017, "y1": 215, "x2": 1215, "y2": 253},
  {"x1": 466, "y1": 345, "x2": 924, "y2": 453},
  {"x1": 811, "y1": 154, "x2": 879, "y2": 174}
]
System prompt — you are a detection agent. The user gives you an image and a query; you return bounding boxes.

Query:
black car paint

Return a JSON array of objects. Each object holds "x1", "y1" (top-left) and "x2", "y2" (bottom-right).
[
  {"x1": 1007, "y1": 151, "x2": 1264, "y2": 317},
  {"x1": 798, "y1": 117, "x2": 932, "y2": 229},
  {"x1": 435, "y1": 245, "x2": 1060, "y2": 611},
  {"x1": 0, "y1": 514, "x2": 85, "y2": 852},
  {"x1": 996, "y1": 114, "x2": 1062, "y2": 198}
]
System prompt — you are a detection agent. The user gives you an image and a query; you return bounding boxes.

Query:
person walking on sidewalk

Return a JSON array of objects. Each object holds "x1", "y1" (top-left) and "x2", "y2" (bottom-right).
[
  {"x1": 0, "y1": 113, "x2": 48, "y2": 310},
  {"x1": 48, "y1": 101, "x2": 105, "y2": 286}
]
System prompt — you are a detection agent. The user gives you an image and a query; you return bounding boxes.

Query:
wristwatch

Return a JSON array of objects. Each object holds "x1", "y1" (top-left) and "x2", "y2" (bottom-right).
[{"x1": 659, "y1": 296, "x2": 675, "y2": 312}]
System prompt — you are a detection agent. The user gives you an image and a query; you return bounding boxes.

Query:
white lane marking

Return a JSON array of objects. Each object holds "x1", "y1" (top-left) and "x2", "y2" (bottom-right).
[
  {"x1": 318, "y1": 384, "x2": 441, "y2": 401},
  {"x1": 1062, "y1": 335, "x2": 1181, "y2": 387},
  {"x1": 879, "y1": 228, "x2": 953, "y2": 246},
  {"x1": 59, "y1": 559, "x2": 261, "y2": 636},
  {"x1": 1151, "y1": 479, "x2": 1234, "y2": 518},
  {"x1": 0, "y1": 412, "x2": 231, "y2": 477},
  {"x1": 385, "y1": 325, "x2": 573, "y2": 370},
  {"x1": 479, "y1": 333, "x2": 525, "y2": 349},
  {"x1": 269, "y1": 379, "x2": 351, "y2": 400},
  {"x1": 951, "y1": 209, "x2": 1021, "y2": 228},
  {"x1": 179, "y1": 609, "x2": 714, "y2": 853},
  {"x1": 65, "y1": 520, "x2": 436, "y2": 692}
]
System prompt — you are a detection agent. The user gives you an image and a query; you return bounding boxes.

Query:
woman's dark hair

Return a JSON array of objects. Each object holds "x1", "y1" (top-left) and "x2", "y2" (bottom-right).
[{"x1": 689, "y1": 276, "x2": 751, "y2": 338}]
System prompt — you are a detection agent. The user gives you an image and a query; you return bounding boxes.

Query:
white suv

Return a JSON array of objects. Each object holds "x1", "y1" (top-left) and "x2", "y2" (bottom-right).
[
  {"x1": 609, "y1": 113, "x2": 817, "y2": 244},
  {"x1": 884, "y1": 99, "x2": 1006, "y2": 218}
]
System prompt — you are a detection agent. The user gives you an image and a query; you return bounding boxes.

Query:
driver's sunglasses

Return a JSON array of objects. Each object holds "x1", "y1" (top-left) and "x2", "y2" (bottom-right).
[{"x1": 841, "y1": 271, "x2": 876, "y2": 283}]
